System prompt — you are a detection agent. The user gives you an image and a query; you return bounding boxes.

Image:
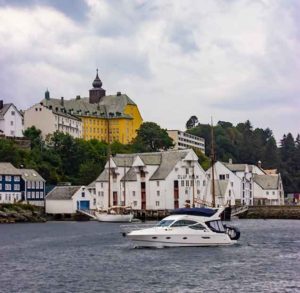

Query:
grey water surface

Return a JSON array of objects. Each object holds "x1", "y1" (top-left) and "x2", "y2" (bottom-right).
[{"x1": 0, "y1": 219, "x2": 299, "y2": 293}]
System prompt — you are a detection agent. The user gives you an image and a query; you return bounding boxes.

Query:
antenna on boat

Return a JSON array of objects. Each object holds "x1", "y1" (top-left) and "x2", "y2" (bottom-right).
[
  {"x1": 210, "y1": 117, "x2": 216, "y2": 208},
  {"x1": 123, "y1": 158, "x2": 126, "y2": 207}
]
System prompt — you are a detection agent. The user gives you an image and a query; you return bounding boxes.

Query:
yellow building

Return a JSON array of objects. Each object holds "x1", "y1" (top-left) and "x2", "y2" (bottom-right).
[{"x1": 41, "y1": 71, "x2": 143, "y2": 144}]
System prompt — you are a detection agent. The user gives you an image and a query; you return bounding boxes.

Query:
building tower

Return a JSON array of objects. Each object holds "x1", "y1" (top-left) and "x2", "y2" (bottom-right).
[{"x1": 89, "y1": 69, "x2": 106, "y2": 104}]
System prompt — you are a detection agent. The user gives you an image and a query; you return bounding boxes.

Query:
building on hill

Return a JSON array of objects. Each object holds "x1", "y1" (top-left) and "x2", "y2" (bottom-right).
[
  {"x1": 24, "y1": 70, "x2": 143, "y2": 143},
  {"x1": 167, "y1": 130, "x2": 205, "y2": 153},
  {"x1": 0, "y1": 163, "x2": 22, "y2": 203},
  {"x1": 24, "y1": 101, "x2": 82, "y2": 138},
  {"x1": 95, "y1": 149, "x2": 208, "y2": 211},
  {"x1": 0, "y1": 100, "x2": 24, "y2": 137}
]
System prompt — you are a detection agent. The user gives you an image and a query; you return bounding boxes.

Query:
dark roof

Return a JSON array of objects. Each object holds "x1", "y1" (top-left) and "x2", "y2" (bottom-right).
[{"x1": 45, "y1": 186, "x2": 81, "y2": 200}]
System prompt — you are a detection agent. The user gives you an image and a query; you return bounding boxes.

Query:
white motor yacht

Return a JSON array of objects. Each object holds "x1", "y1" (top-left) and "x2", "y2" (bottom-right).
[{"x1": 123, "y1": 207, "x2": 240, "y2": 247}]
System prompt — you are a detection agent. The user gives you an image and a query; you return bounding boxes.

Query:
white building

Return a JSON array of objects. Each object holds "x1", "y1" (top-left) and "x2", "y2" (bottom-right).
[
  {"x1": 253, "y1": 174, "x2": 284, "y2": 205},
  {"x1": 24, "y1": 102, "x2": 82, "y2": 139},
  {"x1": 0, "y1": 100, "x2": 24, "y2": 137},
  {"x1": 167, "y1": 130, "x2": 205, "y2": 153},
  {"x1": 95, "y1": 149, "x2": 208, "y2": 211},
  {"x1": 45, "y1": 186, "x2": 93, "y2": 214},
  {"x1": 206, "y1": 160, "x2": 284, "y2": 206}
]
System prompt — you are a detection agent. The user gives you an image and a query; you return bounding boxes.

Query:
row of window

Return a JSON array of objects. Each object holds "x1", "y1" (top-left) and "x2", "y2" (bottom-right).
[
  {"x1": 0, "y1": 194, "x2": 20, "y2": 201},
  {"x1": 27, "y1": 191, "x2": 44, "y2": 199},
  {"x1": 0, "y1": 184, "x2": 20, "y2": 191},
  {"x1": 0, "y1": 175, "x2": 20, "y2": 181},
  {"x1": 27, "y1": 181, "x2": 44, "y2": 189}
]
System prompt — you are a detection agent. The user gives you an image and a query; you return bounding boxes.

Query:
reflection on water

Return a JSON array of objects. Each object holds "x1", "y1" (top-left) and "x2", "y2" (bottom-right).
[{"x1": 0, "y1": 219, "x2": 299, "y2": 293}]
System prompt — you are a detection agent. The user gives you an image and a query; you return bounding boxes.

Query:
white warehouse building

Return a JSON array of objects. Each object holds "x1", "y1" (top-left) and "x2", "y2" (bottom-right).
[{"x1": 95, "y1": 149, "x2": 208, "y2": 211}]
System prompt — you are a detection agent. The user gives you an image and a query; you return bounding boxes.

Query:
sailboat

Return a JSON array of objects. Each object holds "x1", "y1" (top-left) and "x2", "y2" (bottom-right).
[{"x1": 95, "y1": 120, "x2": 134, "y2": 223}]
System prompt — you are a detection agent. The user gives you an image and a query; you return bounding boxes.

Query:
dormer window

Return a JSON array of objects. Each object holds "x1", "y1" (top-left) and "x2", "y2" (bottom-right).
[{"x1": 140, "y1": 170, "x2": 145, "y2": 178}]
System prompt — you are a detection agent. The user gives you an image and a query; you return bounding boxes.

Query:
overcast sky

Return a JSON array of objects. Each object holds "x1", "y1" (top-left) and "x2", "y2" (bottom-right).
[{"x1": 0, "y1": 0, "x2": 299, "y2": 141}]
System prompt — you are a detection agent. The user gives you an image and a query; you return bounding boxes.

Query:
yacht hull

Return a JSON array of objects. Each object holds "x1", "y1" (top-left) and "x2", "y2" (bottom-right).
[{"x1": 127, "y1": 232, "x2": 236, "y2": 248}]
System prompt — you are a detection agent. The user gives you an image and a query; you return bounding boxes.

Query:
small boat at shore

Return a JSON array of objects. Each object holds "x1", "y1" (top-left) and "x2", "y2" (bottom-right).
[
  {"x1": 95, "y1": 206, "x2": 134, "y2": 223},
  {"x1": 122, "y1": 207, "x2": 240, "y2": 248}
]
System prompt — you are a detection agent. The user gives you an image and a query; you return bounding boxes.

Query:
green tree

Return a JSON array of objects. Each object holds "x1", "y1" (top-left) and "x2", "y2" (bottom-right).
[
  {"x1": 23, "y1": 126, "x2": 43, "y2": 149},
  {"x1": 186, "y1": 115, "x2": 199, "y2": 129},
  {"x1": 132, "y1": 122, "x2": 174, "y2": 152}
]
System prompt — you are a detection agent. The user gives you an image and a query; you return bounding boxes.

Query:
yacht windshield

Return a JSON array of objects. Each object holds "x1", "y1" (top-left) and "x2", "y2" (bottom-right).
[
  {"x1": 171, "y1": 220, "x2": 198, "y2": 227},
  {"x1": 206, "y1": 220, "x2": 226, "y2": 233},
  {"x1": 157, "y1": 220, "x2": 174, "y2": 227}
]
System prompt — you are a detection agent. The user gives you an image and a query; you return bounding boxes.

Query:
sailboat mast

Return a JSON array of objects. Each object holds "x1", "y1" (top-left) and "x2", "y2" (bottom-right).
[
  {"x1": 124, "y1": 159, "x2": 126, "y2": 206},
  {"x1": 107, "y1": 118, "x2": 111, "y2": 208},
  {"x1": 210, "y1": 118, "x2": 216, "y2": 208}
]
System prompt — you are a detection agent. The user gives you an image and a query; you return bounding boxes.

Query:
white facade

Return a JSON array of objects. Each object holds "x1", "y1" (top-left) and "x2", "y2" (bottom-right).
[
  {"x1": 0, "y1": 102, "x2": 24, "y2": 137},
  {"x1": 24, "y1": 103, "x2": 82, "y2": 138},
  {"x1": 95, "y1": 149, "x2": 208, "y2": 211},
  {"x1": 206, "y1": 161, "x2": 284, "y2": 206},
  {"x1": 167, "y1": 130, "x2": 205, "y2": 153},
  {"x1": 45, "y1": 186, "x2": 93, "y2": 214}
]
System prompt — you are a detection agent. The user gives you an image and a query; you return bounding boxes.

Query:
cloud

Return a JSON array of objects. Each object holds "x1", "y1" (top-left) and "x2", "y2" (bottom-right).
[{"x1": 0, "y1": 0, "x2": 299, "y2": 141}]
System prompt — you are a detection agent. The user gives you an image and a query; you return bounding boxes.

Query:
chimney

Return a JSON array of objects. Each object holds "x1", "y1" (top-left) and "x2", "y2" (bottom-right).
[
  {"x1": 229, "y1": 158, "x2": 232, "y2": 164},
  {"x1": 0, "y1": 100, "x2": 3, "y2": 109},
  {"x1": 258, "y1": 160, "x2": 262, "y2": 168},
  {"x1": 76, "y1": 95, "x2": 81, "y2": 100},
  {"x1": 60, "y1": 97, "x2": 64, "y2": 106},
  {"x1": 117, "y1": 91, "x2": 121, "y2": 96}
]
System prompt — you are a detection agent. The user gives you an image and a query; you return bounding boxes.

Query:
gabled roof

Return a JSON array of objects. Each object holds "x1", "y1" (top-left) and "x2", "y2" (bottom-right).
[
  {"x1": 253, "y1": 174, "x2": 279, "y2": 190},
  {"x1": 96, "y1": 149, "x2": 195, "y2": 182},
  {"x1": 0, "y1": 163, "x2": 22, "y2": 175},
  {"x1": 45, "y1": 186, "x2": 82, "y2": 200},
  {"x1": 19, "y1": 169, "x2": 45, "y2": 182},
  {"x1": 223, "y1": 163, "x2": 247, "y2": 172},
  {"x1": 0, "y1": 103, "x2": 22, "y2": 120}
]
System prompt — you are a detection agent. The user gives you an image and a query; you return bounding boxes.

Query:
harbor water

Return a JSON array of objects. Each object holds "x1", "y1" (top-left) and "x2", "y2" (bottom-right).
[{"x1": 0, "y1": 219, "x2": 299, "y2": 293}]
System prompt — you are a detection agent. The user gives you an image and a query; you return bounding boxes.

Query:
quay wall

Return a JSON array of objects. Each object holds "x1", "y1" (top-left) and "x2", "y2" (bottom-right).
[{"x1": 239, "y1": 205, "x2": 300, "y2": 220}]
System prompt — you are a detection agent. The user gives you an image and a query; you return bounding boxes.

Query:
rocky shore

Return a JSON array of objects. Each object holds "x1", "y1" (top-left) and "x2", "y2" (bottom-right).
[{"x1": 0, "y1": 203, "x2": 46, "y2": 223}]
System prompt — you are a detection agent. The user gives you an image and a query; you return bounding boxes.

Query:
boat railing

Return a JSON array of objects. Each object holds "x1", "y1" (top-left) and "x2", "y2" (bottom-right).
[{"x1": 120, "y1": 223, "x2": 156, "y2": 234}]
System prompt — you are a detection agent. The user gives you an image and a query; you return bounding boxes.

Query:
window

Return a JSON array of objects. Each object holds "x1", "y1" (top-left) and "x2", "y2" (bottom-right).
[
  {"x1": 272, "y1": 191, "x2": 275, "y2": 195},
  {"x1": 15, "y1": 184, "x2": 20, "y2": 191},
  {"x1": 231, "y1": 182, "x2": 234, "y2": 187},
  {"x1": 10, "y1": 121, "x2": 13, "y2": 126},
  {"x1": 185, "y1": 189, "x2": 188, "y2": 195},
  {"x1": 226, "y1": 174, "x2": 229, "y2": 179},
  {"x1": 185, "y1": 168, "x2": 189, "y2": 175},
  {"x1": 266, "y1": 191, "x2": 269, "y2": 195},
  {"x1": 82, "y1": 192, "x2": 85, "y2": 197},
  {"x1": 0, "y1": 175, "x2": 2, "y2": 180},
  {"x1": 101, "y1": 183, "x2": 103, "y2": 188},
  {"x1": 171, "y1": 220, "x2": 198, "y2": 227},
  {"x1": 156, "y1": 181, "x2": 160, "y2": 187},
  {"x1": 132, "y1": 191, "x2": 136, "y2": 197},
  {"x1": 28, "y1": 191, "x2": 31, "y2": 198},
  {"x1": 157, "y1": 220, "x2": 174, "y2": 227},
  {"x1": 5, "y1": 176, "x2": 11, "y2": 181},
  {"x1": 155, "y1": 201, "x2": 160, "y2": 206},
  {"x1": 133, "y1": 201, "x2": 137, "y2": 207},
  {"x1": 181, "y1": 180, "x2": 184, "y2": 187},
  {"x1": 206, "y1": 220, "x2": 225, "y2": 233},
  {"x1": 11, "y1": 111, "x2": 15, "y2": 116},
  {"x1": 189, "y1": 223, "x2": 206, "y2": 230},
  {"x1": 157, "y1": 190, "x2": 160, "y2": 196},
  {"x1": 186, "y1": 180, "x2": 189, "y2": 187},
  {"x1": 228, "y1": 190, "x2": 231, "y2": 197},
  {"x1": 14, "y1": 176, "x2": 20, "y2": 182},
  {"x1": 203, "y1": 180, "x2": 206, "y2": 186},
  {"x1": 93, "y1": 198, "x2": 96, "y2": 205},
  {"x1": 5, "y1": 184, "x2": 11, "y2": 191},
  {"x1": 219, "y1": 174, "x2": 225, "y2": 180}
]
